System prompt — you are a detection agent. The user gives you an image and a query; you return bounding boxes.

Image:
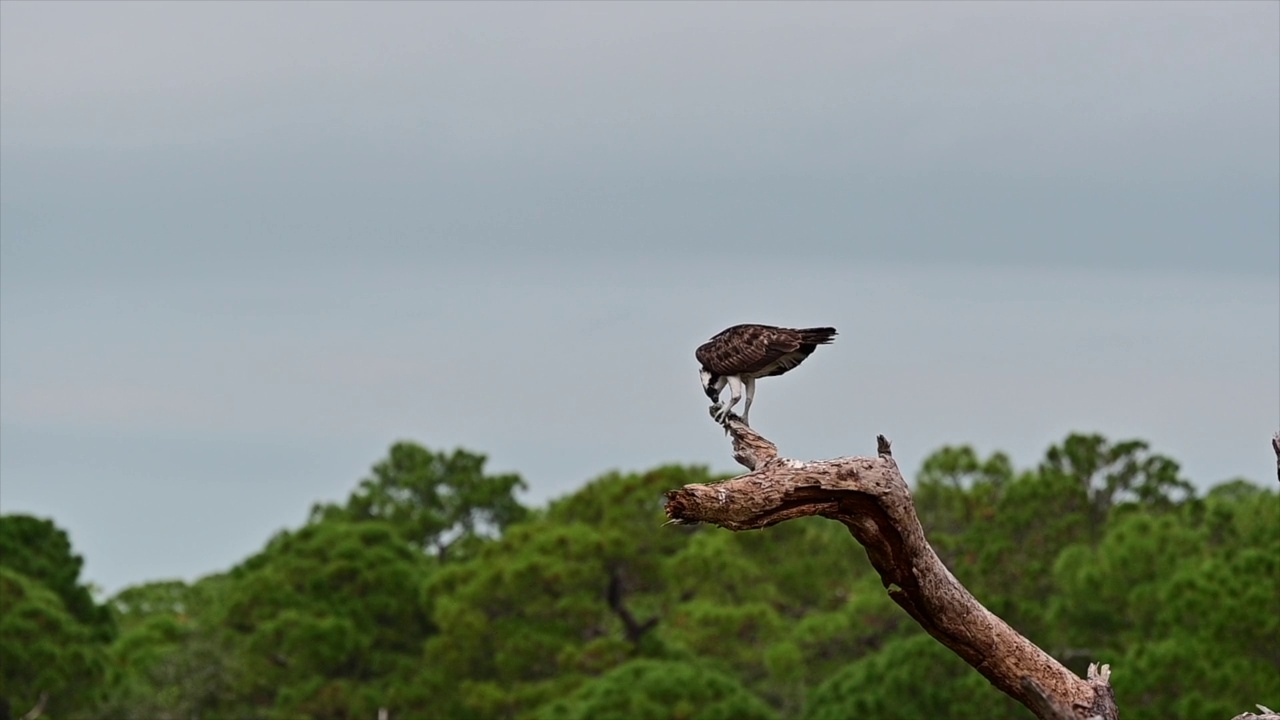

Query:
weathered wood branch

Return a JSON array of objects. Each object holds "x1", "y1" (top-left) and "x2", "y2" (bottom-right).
[
  {"x1": 1232, "y1": 705, "x2": 1280, "y2": 720},
  {"x1": 664, "y1": 410, "x2": 1119, "y2": 720},
  {"x1": 1272, "y1": 432, "x2": 1279, "y2": 483},
  {"x1": 19, "y1": 693, "x2": 48, "y2": 720}
]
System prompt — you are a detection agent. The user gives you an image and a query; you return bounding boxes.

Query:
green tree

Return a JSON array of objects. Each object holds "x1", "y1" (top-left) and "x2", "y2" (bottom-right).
[
  {"x1": 661, "y1": 513, "x2": 885, "y2": 714},
  {"x1": 214, "y1": 518, "x2": 434, "y2": 719},
  {"x1": 0, "y1": 514, "x2": 115, "y2": 717},
  {"x1": 1051, "y1": 484, "x2": 1280, "y2": 719},
  {"x1": 546, "y1": 465, "x2": 722, "y2": 653},
  {"x1": 314, "y1": 442, "x2": 529, "y2": 560},
  {"x1": 1038, "y1": 433, "x2": 1194, "y2": 536},
  {"x1": 0, "y1": 567, "x2": 109, "y2": 717},
  {"x1": 403, "y1": 466, "x2": 727, "y2": 719},
  {"x1": 911, "y1": 434, "x2": 1197, "y2": 642},
  {"x1": 802, "y1": 632, "x2": 1029, "y2": 720},
  {"x1": 788, "y1": 571, "x2": 906, "y2": 688},
  {"x1": 412, "y1": 521, "x2": 637, "y2": 719},
  {"x1": 58, "y1": 434, "x2": 1270, "y2": 720},
  {"x1": 535, "y1": 658, "x2": 778, "y2": 720},
  {"x1": 0, "y1": 514, "x2": 116, "y2": 642},
  {"x1": 913, "y1": 445, "x2": 1015, "y2": 568},
  {"x1": 1049, "y1": 512, "x2": 1200, "y2": 661},
  {"x1": 94, "y1": 577, "x2": 237, "y2": 720},
  {"x1": 111, "y1": 580, "x2": 190, "y2": 624}
]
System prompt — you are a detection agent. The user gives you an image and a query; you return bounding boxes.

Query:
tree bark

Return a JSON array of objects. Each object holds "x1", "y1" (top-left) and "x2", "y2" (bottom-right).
[{"x1": 663, "y1": 411, "x2": 1119, "y2": 720}]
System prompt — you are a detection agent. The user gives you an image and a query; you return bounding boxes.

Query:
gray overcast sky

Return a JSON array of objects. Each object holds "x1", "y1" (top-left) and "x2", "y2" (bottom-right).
[{"x1": 1, "y1": 0, "x2": 1277, "y2": 596}]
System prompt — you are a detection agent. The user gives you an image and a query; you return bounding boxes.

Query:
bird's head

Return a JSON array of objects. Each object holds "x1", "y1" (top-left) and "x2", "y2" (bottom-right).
[{"x1": 699, "y1": 368, "x2": 720, "y2": 399}]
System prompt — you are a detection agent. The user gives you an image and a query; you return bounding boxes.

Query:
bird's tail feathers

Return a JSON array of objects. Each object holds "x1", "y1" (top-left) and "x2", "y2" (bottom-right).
[{"x1": 797, "y1": 327, "x2": 838, "y2": 345}]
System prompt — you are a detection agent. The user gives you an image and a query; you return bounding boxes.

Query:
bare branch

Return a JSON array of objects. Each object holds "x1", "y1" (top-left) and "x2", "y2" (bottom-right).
[
  {"x1": 606, "y1": 565, "x2": 659, "y2": 646},
  {"x1": 1232, "y1": 705, "x2": 1280, "y2": 720},
  {"x1": 1022, "y1": 676, "x2": 1082, "y2": 720},
  {"x1": 20, "y1": 693, "x2": 48, "y2": 720},
  {"x1": 665, "y1": 422, "x2": 1118, "y2": 720},
  {"x1": 708, "y1": 409, "x2": 778, "y2": 470},
  {"x1": 1272, "y1": 432, "x2": 1279, "y2": 483}
]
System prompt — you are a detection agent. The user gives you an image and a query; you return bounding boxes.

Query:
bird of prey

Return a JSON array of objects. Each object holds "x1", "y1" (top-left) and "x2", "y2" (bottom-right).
[{"x1": 696, "y1": 324, "x2": 837, "y2": 425}]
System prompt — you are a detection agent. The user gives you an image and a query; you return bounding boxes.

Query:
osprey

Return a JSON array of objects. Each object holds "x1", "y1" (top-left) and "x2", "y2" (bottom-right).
[{"x1": 696, "y1": 323, "x2": 837, "y2": 425}]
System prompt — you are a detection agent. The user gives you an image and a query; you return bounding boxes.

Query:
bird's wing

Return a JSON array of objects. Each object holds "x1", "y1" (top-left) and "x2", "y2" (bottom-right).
[{"x1": 696, "y1": 324, "x2": 802, "y2": 375}]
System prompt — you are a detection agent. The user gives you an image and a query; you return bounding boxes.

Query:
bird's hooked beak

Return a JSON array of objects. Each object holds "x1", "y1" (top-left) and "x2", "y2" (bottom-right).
[{"x1": 700, "y1": 369, "x2": 721, "y2": 400}]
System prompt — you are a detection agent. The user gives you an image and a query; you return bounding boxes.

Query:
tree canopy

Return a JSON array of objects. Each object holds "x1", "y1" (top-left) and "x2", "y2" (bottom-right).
[
  {"x1": 0, "y1": 516, "x2": 115, "y2": 717},
  {"x1": 2, "y1": 433, "x2": 1275, "y2": 719}
]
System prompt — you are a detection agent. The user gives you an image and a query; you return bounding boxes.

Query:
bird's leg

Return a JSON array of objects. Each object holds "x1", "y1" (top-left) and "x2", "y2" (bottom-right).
[
  {"x1": 715, "y1": 376, "x2": 744, "y2": 424},
  {"x1": 742, "y1": 376, "x2": 756, "y2": 426},
  {"x1": 707, "y1": 376, "x2": 727, "y2": 414}
]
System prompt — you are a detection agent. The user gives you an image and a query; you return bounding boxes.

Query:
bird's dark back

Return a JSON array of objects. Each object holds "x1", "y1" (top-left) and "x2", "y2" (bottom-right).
[{"x1": 696, "y1": 324, "x2": 837, "y2": 376}]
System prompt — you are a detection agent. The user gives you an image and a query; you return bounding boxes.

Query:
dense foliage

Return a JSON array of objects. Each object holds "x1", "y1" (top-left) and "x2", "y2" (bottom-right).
[
  {"x1": 0, "y1": 516, "x2": 115, "y2": 717},
  {"x1": 1, "y1": 435, "x2": 1276, "y2": 719}
]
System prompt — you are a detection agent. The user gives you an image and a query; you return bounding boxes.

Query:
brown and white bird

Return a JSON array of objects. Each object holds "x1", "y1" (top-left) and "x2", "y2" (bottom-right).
[{"x1": 696, "y1": 324, "x2": 838, "y2": 425}]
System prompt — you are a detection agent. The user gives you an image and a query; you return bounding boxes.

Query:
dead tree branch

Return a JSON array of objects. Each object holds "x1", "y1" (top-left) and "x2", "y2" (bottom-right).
[
  {"x1": 1232, "y1": 705, "x2": 1279, "y2": 720},
  {"x1": 19, "y1": 693, "x2": 48, "y2": 720},
  {"x1": 664, "y1": 410, "x2": 1119, "y2": 720},
  {"x1": 606, "y1": 565, "x2": 660, "y2": 646},
  {"x1": 1271, "y1": 432, "x2": 1279, "y2": 483}
]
